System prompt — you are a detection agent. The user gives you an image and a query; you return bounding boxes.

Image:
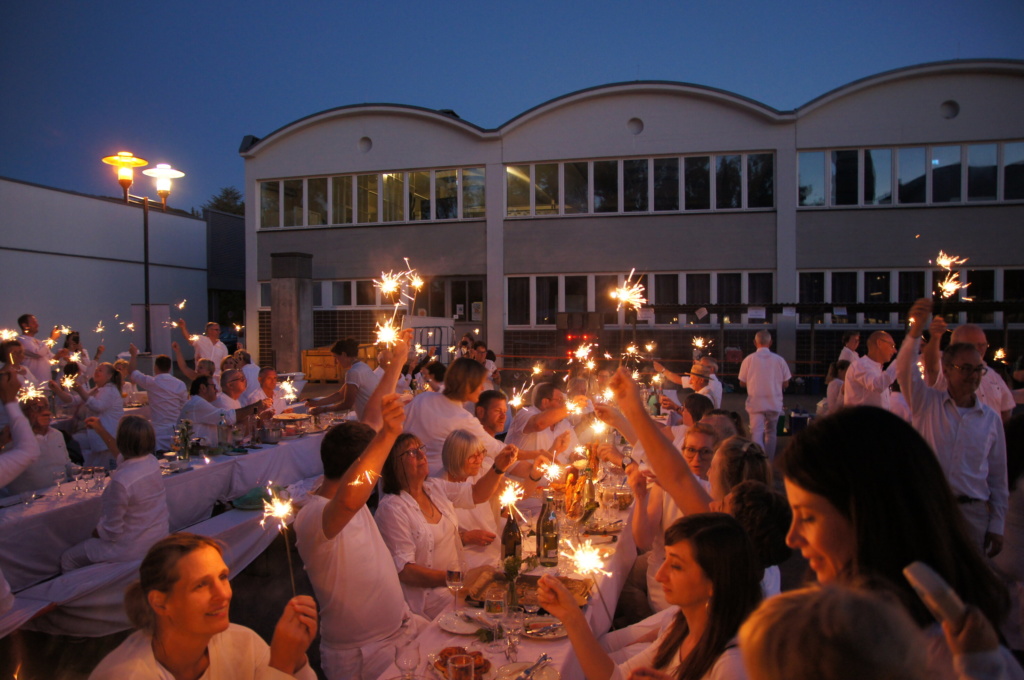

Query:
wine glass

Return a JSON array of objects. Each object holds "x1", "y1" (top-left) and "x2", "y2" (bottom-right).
[
  {"x1": 447, "y1": 654, "x2": 474, "y2": 680},
  {"x1": 68, "y1": 465, "x2": 82, "y2": 492},
  {"x1": 51, "y1": 466, "x2": 66, "y2": 497},
  {"x1": 484, "y1": 591, "x2": 507, "y2": 652},
  {"x1": 446, "y1": 560, "x2": 464, "y2": 614},
  {"x1": 503, "y1": 605, "x2": 525, "y2": 662},
  {"x1": 79, "y1": 467, "x2": 94, "y2": 492},
  {"x1": 394, "y1": 639, "x2": 419, "y2": 680}
]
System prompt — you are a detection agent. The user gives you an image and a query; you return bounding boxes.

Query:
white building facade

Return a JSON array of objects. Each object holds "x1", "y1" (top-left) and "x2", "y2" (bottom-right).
[{"x1": 241, "y1": 60, "x2": 1024, "y2": 381}]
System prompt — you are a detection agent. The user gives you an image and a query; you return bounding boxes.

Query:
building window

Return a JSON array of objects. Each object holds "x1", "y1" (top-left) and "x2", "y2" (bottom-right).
[
  {"x1": 831, "y1": 150, "x2": 858, "y2": 206},
  {"x1": 312, "y1": 283, "x2": 323, "y2": 307},
  {"x1": 1006, "y1": 143, "x2": 1024, "y2": 200},
  {"x1": 595, "y1": 274, "x2": 619, "y2": 326},
  {"x1": 332, "y1": 176, "x2": 353, "y2": 224},
  {"x1": 968, "y1": 144, "x2": 997, "y2": 202},
  {"x1": 534, "y1": 164, "x2": 559, "y2": 215},
  {"x1": 653, "y1": 158, "x2": 679, "y2": 211},
  {"x1": 898, "y1": 271, "x2": 925, "y2": 323},
  {"x1": 593, "y1": 161, "x2": 618, "y2": 213},
  {"x1": 966, "y1": 270, "x2": 994, "y2": 324},
  {"x1": 623, "y1": 159, "x2": 649, "y2": 212},
  {"x1": 931, "y1": 145, "x2": 962, "y2": 203},
  {"x1": 715, "y1": 155, "x2": 742, "y2": 209},
  {"x1": 831, "y1": 272, "x2": 857, "y2": 324},
  {"x1": 717, "y1": 273, "x2": 741, "y2": 324},
  {"x1": 332, "y1": 281, "x2": 351, "y2": 306},
  {"x1": 535, "y1": 276, "x2": 558, "y2": 325},
  {"x1": 654, "y1": 274, "x2": 679, "y2": 324},
  {"x1": 382, "y1": 173, "x2": 405, "y2": 222},
  {"x1": 864, "y1": 271, "x2": 891, "y2": 324},
  {"x1": 308, "y1": 178, "x2": 328, "y2": 226},
  {"x1": 507, "y1": 165, "x2": 531, "y2": 216},
  {"x1": 747, "y1": 154, "x2": 774, "y2": 208},
  {"x1": 686, "y1": 274, "x2": 711, "y2": 324},
  {"x1": 435, "y1": 169, "x2": 458, "y2": 220},
  {"x1": 463, "y1": 168, "x2": 486, "y2": 218},
  {"x1": 260, "y1": 181, "x2": 280, "y2": 228},
  {"x1": 564, "y1": 276, "x2": 588, "y2": 315},
  {"x1": 1005, "y1": 270, "x2": 1024, "y2": 323},
  {"x1": 507, "y1": 278, "x2": 530, "y2": 325},
  {"x1": 863, "y1": 149, "x2": 892, "y2": 205},
  {"x1": 748, "y1": 273, "x2": 773, "y2": 323},
  {"x1": 564, "y1": 162, "x2": 589, "y2": 214},
  {"x1": 798, "y1": 151, "x2": 825, "y2": 206},
  {"x1": 282, "y1": 179, "x2": 303, "y2": 227},
  {"x1": 897, "y1": 148, "x2": 926, "y2": 204},
  {"x1": 355, "y1": 280, "x2": 376, "y2": 306},
  {"x1": 409, "y1": 171, "x2": 431, "y2": 221},
  {"x1": 357, "y1": 175, "x2": 378, "y2": 223},
  {"x1": 684, "y1": 157, "x2": 711, "y2": 210},
  {"x1": 259, "y1": 282, "x2": 271, "y2": 307},
  {"x1": 799, "y1": 272, "x2": 824, "y2": 324}
]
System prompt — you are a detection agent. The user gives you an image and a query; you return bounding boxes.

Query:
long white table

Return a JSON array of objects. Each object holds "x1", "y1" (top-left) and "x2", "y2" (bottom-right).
[
  {"x1": 378, "y1": 510, "x2": 637, "y2": 680},
  {"x1": 0, "y1": 433, "x2": 325, "y2": 593}
]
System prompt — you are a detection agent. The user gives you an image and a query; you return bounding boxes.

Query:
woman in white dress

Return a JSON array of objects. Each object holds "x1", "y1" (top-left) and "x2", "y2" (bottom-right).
[{"x1": 72, "y1": 362, "x2": 124, "y2": 467}]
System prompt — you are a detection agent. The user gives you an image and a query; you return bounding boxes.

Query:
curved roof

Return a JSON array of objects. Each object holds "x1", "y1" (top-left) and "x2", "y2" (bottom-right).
[{"x1": 241, "y1": 59, "x2": 1024, "y2": 156}]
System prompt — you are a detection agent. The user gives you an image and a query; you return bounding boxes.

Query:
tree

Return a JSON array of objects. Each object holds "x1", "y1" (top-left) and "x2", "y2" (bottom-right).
[{"x1": 202, "y1": 187, "x2": 244, "y2": 215}]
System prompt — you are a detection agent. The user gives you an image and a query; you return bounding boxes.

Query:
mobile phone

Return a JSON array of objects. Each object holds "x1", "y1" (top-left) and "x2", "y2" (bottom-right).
[{"x1": 903, "y1": 561, "x2": 966, "y2": 624}]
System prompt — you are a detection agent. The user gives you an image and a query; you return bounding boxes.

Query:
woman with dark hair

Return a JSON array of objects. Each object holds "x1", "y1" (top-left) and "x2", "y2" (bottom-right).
[
  {"x1": 60, "y1": 415, "x2": 168, "y2": 571},
  {"x1": 375, "y1": 431, "x2": 516, "y2": 619},
  {"x1": 61, "y1": 330, "x2": 103, "y2": 382},
  {"x1": 71, "y1": 361, "x2": 124, "y2": 466},
  {"x1": 539, "y1": 513, "x2": 761, "y2": 680},
  {"x1": 780, "y1": 405, "x2": 1022, "y2": 676},
  {"x1": 89, "y1": 533, "x2": 317, "y2": 679}
]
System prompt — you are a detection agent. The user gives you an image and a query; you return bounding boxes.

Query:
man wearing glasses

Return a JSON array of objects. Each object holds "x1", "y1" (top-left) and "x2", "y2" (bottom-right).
[
  {"x1": 898, "y1": 298, "x2": 1007, "y2": 558},
  {"x1": 843, "y1": 330, "x2": 898, "y2": 410}
]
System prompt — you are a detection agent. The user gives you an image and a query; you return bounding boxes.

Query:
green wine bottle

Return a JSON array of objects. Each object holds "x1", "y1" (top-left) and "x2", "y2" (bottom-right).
[{"x1": 537, "y1": 494, "x2": 559, "y2": 567}]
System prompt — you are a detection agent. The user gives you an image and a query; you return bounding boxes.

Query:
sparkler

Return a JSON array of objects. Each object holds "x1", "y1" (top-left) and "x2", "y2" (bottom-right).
[
  {"x1": 692, "y1": 337, "x2": 709, "y2": 350},
  {"x1": 993, "y1": 348, "x2": 1007, "y2": 363},
  {"x1": 94, "y1": 322, "x2": 105, "y2": 334},
  {"x1": 374, "y1": 316, "x2": 401, "y2": 348},
  {"x1": 348, "y1": 469, "x2": 381, "y2": 487},
  {"x1": 610, "y1": 268, "x2": 647, "y2": 312},
  {"x1": 631, "y1": 370, "x2": 641, "y2": 381},
  {"x1": 61, "y1": 375, "x2": 76, "y2": 390},
  {"x1": 279, "y1": 379, "x2": 298, "y2": 403},
  {"x1": 0, "y1": 329, "x2": 18, "y2": 341},
  {"x1": 931, "y1": 250, "x2": 972, "y2": 318},
  {"x1": 539, "y1": 461, "x2": 564, "y2": 481},
  {"x1": 532, "y1": 365, "x2": 543, "y2": 376},
  {"x1": 43, "y1": 338, "x2": 56, "y2": 348},
  {"x1": 591, "y1": 420, "x2": 608, "y2": 437},
  {"x1": 260, "y1": 484, "x2": 297, "y2": 597},
  {"x1": 509, "y1": 390, "x2": 525, "y2": 409},
  {"x1": 560, "y1": 538, "x2": 614, "y2": 621},
  {"x1": 17, "y1": 384, "x2": 45, "y2": 403},
  {"x1": 566, "y1": 400, "x2": 583, "y2": 416},
  {"x1": 376, "y1": 270, "x2": 403, "y2": 297},
  {"x1": 68, "y1": 351, "x2": 82, "y2": 363},
  {"x1": 234, "y1": 323, "x2": 244, "y2": 333},
  {"x1": 448, "y1": 345, "x2": 456, "y2": 354},
  {"x1": 498, "y1": 481, "x2": 526, "y2": 520},
  {"x1": 585, "y1": 360, "x2": 595, "y2": 371},
  {"x1": 644, "y1": 342, "x2": 655, "y2": 354},
  {"x1": 602, "y1": 387, "x2": 614, "y2": 403},
  {"x1": 58, "y1": 325, "x2": 72, "y2": 335},
  {"x1": 176, "y1": 299, "x2": 187, "y2": 310},
  {"x1": 189, "y1": 334, "x2": 200, "y2": 343},
  {"x1": 573, "y1": 343, "x2": 594, "y2": 363}
]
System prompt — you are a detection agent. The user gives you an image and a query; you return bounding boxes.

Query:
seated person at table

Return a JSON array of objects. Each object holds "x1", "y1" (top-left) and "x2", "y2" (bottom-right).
[
  {"x1": 375, "y1": 432, "x2": 517, "y2": 619},
  {"x1": 180, "y1": 376, "x2": 236, "y2": 445},
  {"x1": 243, "y1": 367, "x2": 292, "y2": 415},
  {"x1": 305, "y1": 338, "x2": 381, "y2": 421},
  {"x1": 90, "y1": 533, "x2": 317, "y2": 679},
  {"x1": 172, "y1": 341, "x2": 217, "y2": 386},
  {"x1": 295, "y1": 395, "x2": 427, "y2": 680},
  {"x1": 3, "y1": 396, "x2": 71, "y2": 496},
  {"x1": 419, "y1": 361, "x2": 445, "y2": 392},
  {"x1": 539, "y1": 513, "x2": 760, "y2": 680},
  {"x1": 61, "y1": 416, "x2": 169, "y2": 572},
  {"x1": 215, "y1": 368, "x2": 248, "y2": 410},
  {"x1": 61, "y1": 329, "x2": 103, "y2": 383},
  {"x1": 71, "y1": 362, "x2": 125, "y2": 467},
  {"x1": 127, "y1": 345, "x2": 188, "y2": 451}
]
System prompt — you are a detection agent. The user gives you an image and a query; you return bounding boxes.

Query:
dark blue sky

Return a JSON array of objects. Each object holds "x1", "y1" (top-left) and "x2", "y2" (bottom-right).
[{"x1": 2, "y1": 0, "x2": 1022, "y2": 212}]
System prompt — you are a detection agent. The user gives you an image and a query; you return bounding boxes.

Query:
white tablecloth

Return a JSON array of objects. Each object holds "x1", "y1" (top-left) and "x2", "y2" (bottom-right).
[{"x1": 0, "y1": 434, "x2": 324, "y2": 593}]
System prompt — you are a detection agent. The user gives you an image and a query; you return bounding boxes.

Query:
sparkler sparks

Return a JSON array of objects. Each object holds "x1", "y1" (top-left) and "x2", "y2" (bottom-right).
[
  {"x1": 348, "y1": 469, "x2": 381, "y2": 487},
  {"x1": 0, "y1": 329, "x2": 18, "y2": 341},
  {"x1": 585, "y1": 360, "x2": 595, "y2": 371},
  {"x1": 58, "y1": 325, "x2": 72, "y2": 335},
  {"x1": 498, "y1": 481, "x2": 525, "y2": 510},
  {"x1": 68, "y1": 351, "x2": 82, "y2": 363},
  {"x1": 260, "y1": 485, "x2": 298, "y2": 597},
  {"x1": 573, "y1": 343, "x2": 594, "y2": 362},
  {"x1": 61, "y1": 376, "x2": 76, "y2": 390},
  {"x1": 509, "y1": 390, "x2": 524, "y2": 409},
  {"x1": 43, "y1": 338, "x2": 56, "y2": 348},
  {"x1": 376, "y1": 271, "x2": 403, "y2": 297},
  {"x1": 94, "y1": 322, "x2": 105, "y2": 334},
  {"x1": 994, "y1": 348, "x2": 1007, "y2": 362},
  {"x1": 560, "y1": 539, "x2": 611, "y2": 578},
  {"x1": 374, "y1": 317, "x2": 401, "y2": 348},
  {"x1": 566, "y1": 401, "x2": 583, "y2": 416},
  {"x1": 176, "y1": 299, "x2": 187, "y2": 310},
  {"x1": 933, "y1": 251, "x2": 968, "y2": 271},
  {"x1": 189, "y1": 334, "x2": 200, "y2": 343},
  {"x1": 539, "y1": 461, "x2": 564, "y2": 481},
  {"x1": 592, "y1": 420, "x2": 608, "y2": 436},
  {"x1": 17, "y1": 384, "x2": 45, "y2": 403},
  {"x1": 234, "y1": 323, "x2": 244, "y2": 333},
  {"x1": 610, "y1": 268, "x2": 647, "y2": 312},
  {"x1": 631, "y1": 370, "x2": 641, "y2": 381},
  {"x1": 644, "y1": 343, "x2": 655, "y2": 354},
  {"x1": 692, "y1": 337, "x2": 709, "y2": 349},
  {"x1": 602, "y1": 387, "x2": 614, "y2": 402},
  {"x1": 279, "y1": 379, "x2": 298, "y2": 403}
]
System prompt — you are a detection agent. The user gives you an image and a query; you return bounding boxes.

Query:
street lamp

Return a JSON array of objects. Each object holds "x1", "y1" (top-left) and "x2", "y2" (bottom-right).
[{"x1": 101, "y1": 151, "x2": 186, "y2": 354}]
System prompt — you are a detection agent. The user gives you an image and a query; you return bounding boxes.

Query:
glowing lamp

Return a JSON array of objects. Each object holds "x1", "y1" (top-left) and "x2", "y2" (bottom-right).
[
  {"x1": 143, "y1": 164, "x2": 185, "y2": 210},
  {"x1": 102, "y1": 151, "x2": 148, "y2": 202}
]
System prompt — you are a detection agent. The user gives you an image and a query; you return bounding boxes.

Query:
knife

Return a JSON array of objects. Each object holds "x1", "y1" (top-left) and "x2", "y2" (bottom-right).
[{"x1": 514, "y1": 653, "x2": 551, "y2": 680}]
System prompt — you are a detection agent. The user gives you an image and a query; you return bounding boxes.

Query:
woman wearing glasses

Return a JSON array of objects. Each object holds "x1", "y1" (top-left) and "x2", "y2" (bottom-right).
[{"x1": 376, "y1": 433, "x2": 517, "y2": 618}]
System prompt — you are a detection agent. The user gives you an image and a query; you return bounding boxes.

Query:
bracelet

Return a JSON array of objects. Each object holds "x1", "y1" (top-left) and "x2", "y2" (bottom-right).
[
  {"x1": 492, "y1": 463, "x2": 507, "y2": 475},
  {"x1": 529, "y1": 473, "x2": 542, "y2": 482}
]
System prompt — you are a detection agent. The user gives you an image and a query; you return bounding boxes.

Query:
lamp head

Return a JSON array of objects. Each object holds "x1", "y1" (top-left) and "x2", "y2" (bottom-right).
[
  {"x1": 142, "y1": 164, "x2": 185, "y2": 209},
  {"x1": 102, "y1": 151, "x2": 148, "y2": 202}
]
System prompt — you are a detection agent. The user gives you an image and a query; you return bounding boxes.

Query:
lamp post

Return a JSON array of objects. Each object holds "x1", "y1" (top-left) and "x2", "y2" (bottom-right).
[{"x1": 101, "y1": 152, "x2": 185, "y2": 354}]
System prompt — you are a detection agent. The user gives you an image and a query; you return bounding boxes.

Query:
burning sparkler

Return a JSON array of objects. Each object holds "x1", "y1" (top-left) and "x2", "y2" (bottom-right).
[
  {"x1": 68, "y1": 351, "x2": 82, "y2": 363},
  {"x1": 234, "y1": 323, "x2": 244, "y2": 333},
  {"x1": 43, "y1": 338, "x2": 56, "y2": 348},
  {"x1": 348, "y1": 469, "x2": 381, "y2": 487},
  {"x1": 539, "y1": 460, "x2": 564, "y2": 481},
  {"x1": 376, "y1": 271, "x2": 403, "y2": 297},
  {"x1": 61, "y1": 375, "x2": 76, "y2": 390},
  {"x1": 188, "y1": 334, "x2": 200, "y2": 343},
  {"x1": 585, "y1": 360, "x2": 595, "y2": 371},
  {"x1": 94, "y1": 321, "x2": 105, "y2": 334},
  {"x1": 932, "y1": 250, "x2": 972, "y2": 315},
  {"x1": 610, "y1": 268, "x2": 647, "y2": 312},
  {"x1": 566, "y1": 400, "x2": 583, "y2": 416},
  {"x1": 279, "y1": 379, "x2": 298, "y2": 403},
  {"x1": 994, "y1": 348, "x2": 1007, "y2": 363},
  {"x1": 592, "y1": 420, "x2": 608, "y2": 437},
  {"x1": 260, "y1": 484, "x2": 297, "y2": 597},
  {"x1": 602, "y1": 387, "x2": 614, "y2": 403},
  {"x1": 0, "y1": 329, "x2": 18, "y2": 341},
  {"x1": 374, "y1": 317, "x2": 401, "y2": 348},
  {"x1": 17, "y1": 384, "x2": 45, "y2": 403},
  {"x1": 692, "y1": 337, "x2": 709, "y2": 350},
  {"x1": 58, "y1": 325, "x2": 72, "y2": 335},
  {"x1": 560, "y1": 538, "x2": 614, "y2": 620},
  {"x1": 176, "y1": 299, "x2": 187, "y2": 310},
  {"x1": 532, "y1": 365, "x2": 543, "y2": 376},
  {"x1": 573, "y1": 343, "x2": 594, "y2": 362}
]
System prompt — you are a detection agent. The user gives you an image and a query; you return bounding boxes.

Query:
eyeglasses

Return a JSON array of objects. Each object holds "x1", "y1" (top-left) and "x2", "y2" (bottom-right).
[
  {"x1": 682, "y1": 446, "x2": 715, "y2": 460},
  {"x1": 950, "y1": 363, "x2": 988, "y2": 376},
  {"x1": 401, "y1": 444, "x2": 427, "y2": 460}
]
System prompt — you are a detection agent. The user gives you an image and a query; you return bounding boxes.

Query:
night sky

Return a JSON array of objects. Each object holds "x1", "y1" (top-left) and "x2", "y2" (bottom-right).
[{"x1": 2, "y1": 0, "x2": 1022, "y2": 213}]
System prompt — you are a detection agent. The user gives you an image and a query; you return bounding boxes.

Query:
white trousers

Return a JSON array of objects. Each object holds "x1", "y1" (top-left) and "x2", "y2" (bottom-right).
[{"x1": 747, "y1": 410, "x2": 780, "y2": 460}]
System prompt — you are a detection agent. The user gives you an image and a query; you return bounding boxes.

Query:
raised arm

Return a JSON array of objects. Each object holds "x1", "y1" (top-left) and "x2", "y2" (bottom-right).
[
  {"x1": 896, "y1": 298, "x2": 931, "y2": 407},
  {"x1": 171, "y1": 342, "x2": 198, "y2": 381},
  {"x1": 126, "y1": 344, "x2": 140, "y2": 381},
  {"x1": 469, "y1": 445, "x2": 519, "y2": 504},
  {"x1": 176, "y1": 318, "x2": 191, "y2": 343},
  {"x1": 361, "y1": 330, "x2": 412, "y2": 431},
  {"x1": 84, "y1": 417, "x2": 119, "y2": 456},
  {"x1": 0, "y1": 371, "x2": 41, "y2": 485},
  {"x1": 921, "y1": 315, "x2": 948, "y2": 386}
]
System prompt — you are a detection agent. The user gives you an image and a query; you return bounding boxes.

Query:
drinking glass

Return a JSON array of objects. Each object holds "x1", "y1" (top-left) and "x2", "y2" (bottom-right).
[
  {"x1": 80, "y1": 467, "x2": 94, "y2": 492},
  {"x1": 447, "y1": 654, "x2": 474, "y2": 680},
  {"x1": 68, "y1": 465, "x2": 82, "y2": 492},
  {"x1": 484, "y1": 591, "x2": 507, "y2": 652},
  {"x1": 446, "y1": 560, "x2": 465, "y2": 613},
  {"x1": 503, "y1": 605, "x2": 525, "y2": 661},
  {"x1": 51, "y1": 466, "x2": 66, "y2": 497},
  {"x1": 394, "y1": 639, "x2": 419, "y2": 680}
]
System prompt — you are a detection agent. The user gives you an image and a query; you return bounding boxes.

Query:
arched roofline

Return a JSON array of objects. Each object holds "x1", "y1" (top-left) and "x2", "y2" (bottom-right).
[{"x1": 796, "y1": 59, "x2": 1024, "y2": 116}]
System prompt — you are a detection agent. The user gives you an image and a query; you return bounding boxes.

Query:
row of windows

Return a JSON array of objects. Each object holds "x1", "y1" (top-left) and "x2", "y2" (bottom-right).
[
  {"x1": 259, "y1": 167, "x2": 486, "y2": 228},
  {"x1": 506, "y1": 153, "x2": 774, "y2": 217},
  {"x1": 798, "y1": 141, "x2": 1024, "y2": 207},
  {"x1": 506, "y1": 272, "x2": 776, "y2": 328},
  {"x1": 798, "y1": 269, "x2": 1024, "y2": 324}
]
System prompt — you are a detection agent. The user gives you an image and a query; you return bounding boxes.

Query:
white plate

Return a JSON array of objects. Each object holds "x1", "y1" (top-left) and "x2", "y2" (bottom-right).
[
  {"x1": 496, "y1": 662, "x2": 560, "y2": 680},
  {"x1": 522, "y1": 617, "x2": 567, "y2": 641},
  {"x1": 438, "y1": 611, "x2": 484, "y2": 635}
]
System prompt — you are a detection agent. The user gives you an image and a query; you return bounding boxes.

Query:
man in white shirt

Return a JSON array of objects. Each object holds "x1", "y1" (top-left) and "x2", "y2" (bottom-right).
[
  {"x1": 235, "y1": 349, "x2": 261, "y2": 395},
  {"x1": 738, "y1": 331, "x2": 792, "y2": 460},
  {"x1": 922, "y1": 321, "x2": 1016, "y2": 423},
  {"x1": 179, "y1": 375, "x2": 236, "y2": 445},
  {"x1": 243, "y1": 367, "x2": 292, "y2": 415},
  {"x1": 475, "y1": 390, "x2": 508, "y2": 439},
  {"x1": 838, "y1": 331, "x2": 860, "y2": 365},
  {"x1": 505, "y1": 382, "x2": 580, "y2": 456},
  {"x1": 294, "y1": 395, "x2": 425, "y2": 680},
  {"x1": 178, "y1": 319, "x2": 229, "y2": 379},
  {"x1": 17, "y1": 314, "x2": 66, "y2": 384},
  {"x1": 843, "y1": 330, "x2": 898, "y2": 410},
  {"x1": 655, "y1": 357, "x2": 722, "y2": 410},
  {"x1": 306, "y1": 338, "x2": 380, "y2": 420},
  {"x1": 898, "y1": 298, "x2": 1008, "y2": 557},
  {"x1": 215, "y1": 369, "x2": 248, "y2": 410},
  {"x1": 127, "y1": 345, "x2": 188, "y2": 451},
  {"x1": 472, "y1": 341, "x2": 499, "y2": 391}
]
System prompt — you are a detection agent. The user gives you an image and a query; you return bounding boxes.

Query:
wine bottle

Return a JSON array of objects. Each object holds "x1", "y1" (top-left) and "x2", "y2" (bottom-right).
[
  {"x1": 501, "y1": 511, "x2": 522, "y2": 562},
  {"x1": 537, "y1": 494, "x2": 559, "y2": 567}
]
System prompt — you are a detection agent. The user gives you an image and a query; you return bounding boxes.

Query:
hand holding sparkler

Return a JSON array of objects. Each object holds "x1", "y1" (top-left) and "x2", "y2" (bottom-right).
[
  {"x1": 493, "y1": 444, "x2": 519, "y2": 475},
  {"x1": 928, "y1": 315, "x2": 948, "y2": 341},
  {"x1": 261, "y1": 486, "x2": 299, "y2": 597},
  {"x1": 907, "y1": 298, "x2": 934, "y2": 339},
  {"x1": 268, "y1": 596, "x2": 318, "y2": 676},
  {"x1": 608, "y1": 367, "x2": 645, "y2": 418},
  {"x1": 536, "y1": 573, "x2": 586, "y2": 624}
]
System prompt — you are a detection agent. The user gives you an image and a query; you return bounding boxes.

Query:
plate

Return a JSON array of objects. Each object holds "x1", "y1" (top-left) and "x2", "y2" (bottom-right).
[
  {"x1": 522, "y1": 617, "x2": 567, "y2": 640},
  {"x1": 427, "y1": 649, "x2": 494, "y2": 680},
  {"x1": 438, "y1": 611, "x2": 486, "y2": 636},
  {"x1": 496, "y1": 662, "x2": 560, "y2": 680},
  {"x1": 160, "y1": 465, "x2": 193, "y2": 476}
]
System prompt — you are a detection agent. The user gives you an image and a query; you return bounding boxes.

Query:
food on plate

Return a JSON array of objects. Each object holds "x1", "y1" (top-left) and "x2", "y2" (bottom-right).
[{"x1": 433, "y1": 646, "x2": 491, "y2": 679}]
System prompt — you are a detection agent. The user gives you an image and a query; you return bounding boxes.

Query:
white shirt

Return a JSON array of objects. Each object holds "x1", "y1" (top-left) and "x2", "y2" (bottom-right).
[
  {"x1": 505, "y1": 409, "x2": 579, "y2": 459},
  {"x1": 0, "y1": 402, "x2": 39, "y2": 613},
  {"x1": 932, "y1": 365, "x2": 1016, "y2": 417},
  {"x1": 448, "y1": 462, "x2": 502, "y2": 569},
  {"x1": 131, "y1": 370, "x2": 188, "y2": 451},
  {"x1": 242, "y1": 387, "x2": 289, "y2": 415},
  {"x1": 242, "y1": 362, "x2": 261, "y2": 394},
  {"x1": 214, "y1": 393, "x2": 243, "y2": 410},
  {"x1": 738, "y1": 347, "x2": 791, "y2": 413},
  {"x1": 344, "y1": 361, "x2": 380, "y2": 420},
  {"x1": 81, "y1": 455, "x2": 169, "y2": 563},
  {"x1": 83, "y1": 384, "x2": 125, "y2": 454},
  {"x1": 89, "y1": 623, "x2": 316, "y2": 680},
  {"x1": 481, "y1": 359, "x2": 498, "y2": 391},
  {"x1": 294, "y1": 497, "x2": 410, "y2": 648},
  {"x1": 844, "y1": 354, "x2": 898, "y2": 410},
  {"x1": 826, "y1": 377, "x2": 845, "y2": 414},
  {"x1": 375, "y1": 478, "x2": 474, "y2": 618},
  {"x1": 897, "y1": 336, "x2": 1009, "y2": 534},
  {"x1": 612, "y1": 629, "x2": 746, "y2": 680},
  {"x1": 191, "y1": 335, "x2": 229, "y2": 377},
  {"x1": 839, "y1": 346, "x2": 859, "y2": 366},
  {"x1": 676, "y1": 375, "x2": 722, "y2": 409},
  {"x1": 5, "y1": 428, "x2": 69, "y2": 495},
  {"x1": 180, "y1": 395, "x2": 236, "y2": 446},
  {"x1": 404, "y1": 392, "x2": 505, "y2": 476},
  {"x1": 18, "y1": 334, "x2": 54, "y2": 384}
]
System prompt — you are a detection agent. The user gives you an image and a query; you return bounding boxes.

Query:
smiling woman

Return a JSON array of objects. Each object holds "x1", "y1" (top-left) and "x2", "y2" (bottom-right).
[{"x1": 88, "y1": 533, "x2": 318, "y2": 679}]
